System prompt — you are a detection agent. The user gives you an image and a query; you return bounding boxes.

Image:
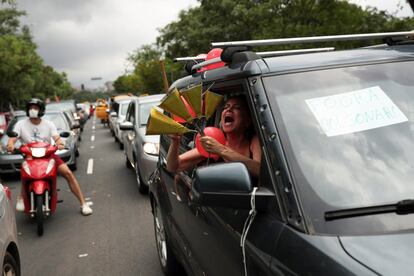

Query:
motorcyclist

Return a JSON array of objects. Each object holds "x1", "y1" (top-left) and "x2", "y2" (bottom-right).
[{"x1": 7, "y1": 98, "x2": 93, "y2": 216}]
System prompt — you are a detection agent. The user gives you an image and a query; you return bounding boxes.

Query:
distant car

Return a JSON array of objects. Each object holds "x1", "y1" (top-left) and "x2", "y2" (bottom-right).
[
  {"x1": 110, "y1": 98, "x2": 133, "y2": 149},
  {"x1": 120, "y1": 94, "x2": 164, "y2": 193},
  {"x1": 0, "y1": 110, "x2": 80, "y2": 174},
  {"x1": 95, "y1": 99, "x2": 109, "y2": 124},
  {"x1": 46, "y1": 100, "x2": 84, "y2": 130},
  {"x1": 0, "y1": 183, "x2": 21, "y2": 276}
]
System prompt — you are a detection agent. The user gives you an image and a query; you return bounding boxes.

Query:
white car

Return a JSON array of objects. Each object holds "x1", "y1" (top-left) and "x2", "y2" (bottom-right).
[{"x1": 0, "y1": 183, "x2": 20, "y2": 275}]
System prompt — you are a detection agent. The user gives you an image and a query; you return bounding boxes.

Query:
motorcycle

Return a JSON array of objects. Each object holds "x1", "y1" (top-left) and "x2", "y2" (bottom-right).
[{"x1": 9, "y1": 131, "x2": 70, "y2": 236}]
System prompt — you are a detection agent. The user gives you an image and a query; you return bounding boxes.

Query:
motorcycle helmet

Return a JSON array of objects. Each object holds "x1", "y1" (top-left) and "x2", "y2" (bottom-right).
[{"x1": 25, "y1": 98, "x2": 45, "y2": 117}]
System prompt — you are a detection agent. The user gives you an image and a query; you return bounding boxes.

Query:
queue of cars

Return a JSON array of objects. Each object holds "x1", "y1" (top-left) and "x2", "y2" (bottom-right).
[{"x1": 0, "y1": 100, "x2": 86, "y2": 175}]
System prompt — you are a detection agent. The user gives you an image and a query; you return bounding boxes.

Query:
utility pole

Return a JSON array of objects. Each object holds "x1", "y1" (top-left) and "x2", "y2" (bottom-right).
[{"x1": 159, "y1": 60, "x2": 169, "y2": 93}]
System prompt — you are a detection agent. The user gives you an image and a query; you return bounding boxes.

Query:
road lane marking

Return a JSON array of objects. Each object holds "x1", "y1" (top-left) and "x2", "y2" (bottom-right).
[
  {"x1": 90, "y1": 146, "x2": 94, "y2": 149},
  {"x1": 91, "y1": 135, "x2": 95, "y2": 142},
  {"x1": 87, "y1": 159, "x2": 94, "y2": 174},
  {"x1": 92, "y1": 126, "x2": 95, "y2": 130}
]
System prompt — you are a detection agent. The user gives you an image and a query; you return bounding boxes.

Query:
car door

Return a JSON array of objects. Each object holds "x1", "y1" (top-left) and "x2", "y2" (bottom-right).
[
  {"x1": 124, "y1": 101, "x2": 136, "y2": 165},
  {"x1": 162, "y1": 87, "x2": 282, "y2": 275}
]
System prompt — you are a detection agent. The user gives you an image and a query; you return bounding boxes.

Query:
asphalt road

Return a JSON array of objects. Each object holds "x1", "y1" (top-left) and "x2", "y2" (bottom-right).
[{"x1": 2, "y1": 117, "x2": 163, "y2": 276}]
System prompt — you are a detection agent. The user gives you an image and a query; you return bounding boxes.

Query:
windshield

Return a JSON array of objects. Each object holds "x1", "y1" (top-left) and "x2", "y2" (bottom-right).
[
  {"x1": 139, "y1": 101, "x2": 159, "y2": 126},
  {"x1": 264, "y1": 61, "x2": 414, "y2": 233},
  {"x1": 43, "y1": 113, "x2": 69, "y2": 131}
]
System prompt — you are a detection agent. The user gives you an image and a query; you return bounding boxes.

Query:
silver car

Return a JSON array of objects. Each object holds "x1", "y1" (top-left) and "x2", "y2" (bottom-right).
[
  {"x1": 0, "y1": 183, "x2": 20, "y2": 276},
  {"x1": 121, "y1": 94, "x2": 164, "y2": 194},
  {"x1": 111, "y1": 99, "x2": 132, "y2": 149},
  {"x1": 0, "y1": 111, "x2": 80, "y2": 173}
]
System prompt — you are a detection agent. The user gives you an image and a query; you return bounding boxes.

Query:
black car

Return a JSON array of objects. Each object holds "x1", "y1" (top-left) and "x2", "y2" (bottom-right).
[{"x1": 149, "y1": 31, "x2": 414, "y2": 276}]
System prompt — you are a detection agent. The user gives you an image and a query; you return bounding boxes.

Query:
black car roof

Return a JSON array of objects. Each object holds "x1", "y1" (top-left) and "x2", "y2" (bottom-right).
[{"x1": 170, "y1": 44, "x2": 414, "y2": 90}]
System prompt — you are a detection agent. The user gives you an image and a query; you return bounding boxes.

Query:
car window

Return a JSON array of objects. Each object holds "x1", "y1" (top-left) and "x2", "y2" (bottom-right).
[
  {"x1": 264, "y1": 61, "x2": 414, "y2": 213},
  {"x1": 139, "y1": 101, "x2": 159, "y2": 126},
  {"x1": 127, "y1": 102, "x2": 136, "y2": 125},
  {"x1": 120, "y1": 103, "x2": 129, "y2": 116}
]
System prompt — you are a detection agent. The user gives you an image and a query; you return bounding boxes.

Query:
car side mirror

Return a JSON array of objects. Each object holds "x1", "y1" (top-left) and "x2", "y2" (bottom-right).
[
  {"x1": 191, "y1": 162, "x2": 274, "y2": 210},
  {"x1": 110, "y1": 112, "x2": 117, "y2": 117},
  {"x1": 60, "y1": 131, "x2": 70, "y2": 138},
  {"x1": 6, "y1": 130, "x2": 18, "y2": 138},
  {"x1": 119, "y1": 121, "x2": 134, "y2": 130},
  {"x1": 71, "y1": 123, "x2": 80, "y2": 130}
]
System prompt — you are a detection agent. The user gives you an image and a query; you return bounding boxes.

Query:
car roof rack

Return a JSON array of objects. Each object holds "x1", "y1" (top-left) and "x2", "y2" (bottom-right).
[
  {"x1": 212, "y1": 30, "x2": 414, "y2": 48},
  {"x1": 174, "y1": 56, "x2": 206, "y2": 62},
  {"x1": 188, "y1": 47, "x2": 335, "y2": 72},
  {"x1": 256, "y1": 47, "x2": 334, "y2": 57}
]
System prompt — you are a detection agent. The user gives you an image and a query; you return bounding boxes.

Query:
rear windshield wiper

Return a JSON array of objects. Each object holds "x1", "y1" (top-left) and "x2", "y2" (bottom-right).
[{"x1": 325, "y1": 199, "x2": 414, "y2": 221}]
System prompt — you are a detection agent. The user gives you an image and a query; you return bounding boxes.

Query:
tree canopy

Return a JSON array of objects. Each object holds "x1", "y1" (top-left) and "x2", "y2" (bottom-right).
[{"x1": 156, "y1": 0, "x2": 414, "y2": 58}]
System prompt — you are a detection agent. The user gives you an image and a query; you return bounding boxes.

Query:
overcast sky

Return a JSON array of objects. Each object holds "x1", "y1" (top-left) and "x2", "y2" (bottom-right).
[{"x1": 13, "y1": 0, "x2": 414, "y2": 90}]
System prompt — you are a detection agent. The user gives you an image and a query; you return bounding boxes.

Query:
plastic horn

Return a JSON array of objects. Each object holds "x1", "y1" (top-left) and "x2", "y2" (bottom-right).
[
  {"x1": 203, "y1": 90, "x2": 224, "y2": 119},
  {"x1": 146, "y1": 108, "x2": 193, "y2": 135},
  {"x1": 159, "y1": 88, "x2": 193, "y2": 122},
  {"x1": 180, "y1": 84, "x2": 202, "y2": 118}
]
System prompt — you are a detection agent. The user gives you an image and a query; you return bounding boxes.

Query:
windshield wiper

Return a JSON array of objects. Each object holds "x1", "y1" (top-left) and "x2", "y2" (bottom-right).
[{"x1": 325, "y1": 199, "x2": 414, "y2": 221}]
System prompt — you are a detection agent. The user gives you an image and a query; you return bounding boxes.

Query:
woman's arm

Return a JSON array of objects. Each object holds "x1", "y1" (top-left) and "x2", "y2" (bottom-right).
[
  {"x1": 166, "y1": 135, "x2": 204, "y2": 173},
  {"x1": 200, "y1": 135, "x2": 261, "y2": 177}
]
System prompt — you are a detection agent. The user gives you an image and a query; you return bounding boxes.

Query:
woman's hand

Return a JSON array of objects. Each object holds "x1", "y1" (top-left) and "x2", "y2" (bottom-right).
[
  {"x1": 200, "y1": 136, "x2": 225, "y2": 155},
  {"x1": 169, "y1": 134, "x2": 182, "y2": 143}
]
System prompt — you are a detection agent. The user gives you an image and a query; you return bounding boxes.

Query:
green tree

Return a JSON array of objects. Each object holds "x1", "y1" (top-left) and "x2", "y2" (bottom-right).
[{"x1": 157, "y1": 0, "x2": 414, "y2": 58}]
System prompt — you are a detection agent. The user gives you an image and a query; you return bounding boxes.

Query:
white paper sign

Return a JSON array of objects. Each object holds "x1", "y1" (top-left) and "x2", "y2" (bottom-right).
[{"x1": 305, "y1": 86, "x2": 408, "y2": 137}]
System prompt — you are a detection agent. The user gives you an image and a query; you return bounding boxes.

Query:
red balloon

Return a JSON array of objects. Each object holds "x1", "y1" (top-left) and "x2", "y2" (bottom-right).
[
  {"x1": 195, "y1": 127, "x2": 226, "y2": 161},
  {"x1": 172, "y1": 96, "x2": 197, "y2": 123},
  {"x1": 202, "y1": 48, "x2": 225, "y2": 71}
]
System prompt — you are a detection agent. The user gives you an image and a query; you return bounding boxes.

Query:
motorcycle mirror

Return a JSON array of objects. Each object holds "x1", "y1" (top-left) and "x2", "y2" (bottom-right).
[
  {"x1": 6, "y1": 130, "x2": 18, "y2": 138},
  {"x1": 60, "y1": 131, "x2": 70, "y2": 138}
]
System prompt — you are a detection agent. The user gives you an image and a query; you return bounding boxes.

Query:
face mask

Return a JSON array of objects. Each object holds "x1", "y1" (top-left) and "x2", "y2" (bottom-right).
[{"x1": 29, "y1": 109, "x2": 39, "y2": 118}]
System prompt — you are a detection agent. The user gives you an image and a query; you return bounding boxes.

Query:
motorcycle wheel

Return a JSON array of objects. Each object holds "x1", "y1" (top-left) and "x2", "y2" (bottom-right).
[{"x1": 36, "y1": 195, "x2": 44, "y2": 236}]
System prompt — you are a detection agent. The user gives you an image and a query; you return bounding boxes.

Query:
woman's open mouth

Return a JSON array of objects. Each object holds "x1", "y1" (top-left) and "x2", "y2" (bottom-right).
[{"x1": 223, "y1": 115, "x2": 234, "y2": 126}]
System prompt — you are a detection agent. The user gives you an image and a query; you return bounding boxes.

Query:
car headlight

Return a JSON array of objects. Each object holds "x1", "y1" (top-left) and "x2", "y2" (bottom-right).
[
  {"x1": 143, "y1": 142, "x2": 159, "y2": 155},
  {"x1": 31, "y1": 147, "x2": 46, "y2": 158},
  {"x1": 22, "y1": 161, "x2": 31, "y2": 175},
  {"x1": 46, "y1": 159, "x2": 56, "y2": 174}
]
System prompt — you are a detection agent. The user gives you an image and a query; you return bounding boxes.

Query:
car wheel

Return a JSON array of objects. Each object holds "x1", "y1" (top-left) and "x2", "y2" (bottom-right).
[
  {"x1": 153, "y1": 201, "x2": 182, "y2": 275},
  {"x1": 3, "y1": 252, "x2": 20, "y2": 276},
  {"x1": 119, "y1": 142, "x2": 124, "y2": 150},
  {"x1": 135, "y1": 160, "x2": 148, "y2": 194},
  {"x1": 125, "y1": 153, "x2": 132, "y2": 169}
]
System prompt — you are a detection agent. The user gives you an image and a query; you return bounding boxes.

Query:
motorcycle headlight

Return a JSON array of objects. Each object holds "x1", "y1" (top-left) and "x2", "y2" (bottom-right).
[
  {"x1": 143, "y1": 142, "x2": 159, "y2": 156},
  {"x1": 31, "y1": 147, "x2": 46, "y2": 158},
  {"x1": 22, "y1": 161, "x2": 31, "y2": 175},
  {"x1": 46, "y1": 159, "x2": 56, "y2": 174}
]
